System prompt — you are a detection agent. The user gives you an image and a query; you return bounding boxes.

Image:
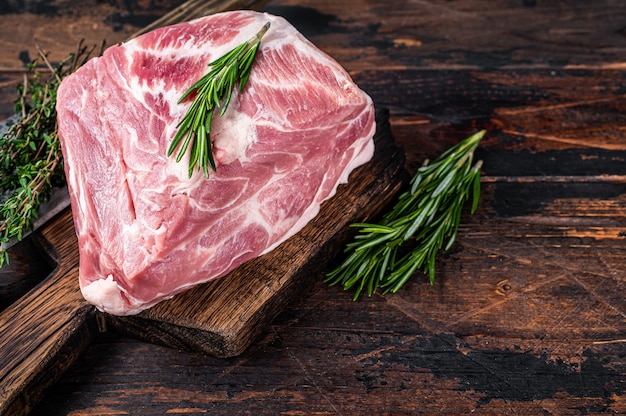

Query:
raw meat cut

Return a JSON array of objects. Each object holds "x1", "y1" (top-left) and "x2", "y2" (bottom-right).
[{"x1": 56, "y1": 10, "x2": 375, "y2": 316}]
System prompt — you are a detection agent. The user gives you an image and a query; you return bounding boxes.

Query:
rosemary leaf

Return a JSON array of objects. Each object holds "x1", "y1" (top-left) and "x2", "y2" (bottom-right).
[
  {"x1": 169, "y1": 22, "x2": 270, "y2": 178},
  {"x1": 326, "y1": 130, "x2": 485, "y2": 299}
]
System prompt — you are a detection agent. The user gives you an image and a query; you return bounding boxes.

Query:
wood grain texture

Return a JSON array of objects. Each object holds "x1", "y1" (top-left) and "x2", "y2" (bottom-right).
[
  {"x1": 129, "y1": 0, "x2": 271, "y2": 38},
  {"x1": 1, "y1": 0, "x2": 625, "y2": 415},
  {"x1": 105, "y1": 109, "x2": 405, "y2": 357},
  {"x1": 0, "y1": 237, "x2": 54, "y2": 311},
  {"x1": 0, "y1": 209, "x2": 97, "y2": 416}
]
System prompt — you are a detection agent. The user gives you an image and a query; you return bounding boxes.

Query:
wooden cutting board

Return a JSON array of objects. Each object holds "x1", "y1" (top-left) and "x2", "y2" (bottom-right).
[
  {"x1": 104, "y1": 108, "x2": 405, "y2": 357},
  {"x1": 0, "y1": 107, "x2": 405, "y2": 415}
]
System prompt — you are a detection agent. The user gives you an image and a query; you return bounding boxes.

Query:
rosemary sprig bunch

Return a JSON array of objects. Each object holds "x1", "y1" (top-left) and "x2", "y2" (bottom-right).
[
  {"x1": 325, "y1": 130, "x2": 485, "y2": 300},
  {"x1": 0, "y1": 42, "x2": 99, "y2": 267},
  {"x1": 168, "y1": 22, "x2": 270, "y2": 178}
]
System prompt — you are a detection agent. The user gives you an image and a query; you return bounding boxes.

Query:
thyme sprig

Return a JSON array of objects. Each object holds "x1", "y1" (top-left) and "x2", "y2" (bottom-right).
[
  {"x1": 0, "y1": 41, "x2": 100, "y2": 267},
  {"x1": 325, "y1": 130, "x2": 485, "y2": 300},
  {"x1": 168, "y1": 22, "x2": 270, "y2": 178}
]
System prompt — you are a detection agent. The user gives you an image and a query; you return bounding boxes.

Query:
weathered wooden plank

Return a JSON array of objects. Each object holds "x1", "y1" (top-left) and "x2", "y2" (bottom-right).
[
  {"x1": 129, "y1": 0, "x2": 271, "y2": 38},
  {"x1": 263, "y1": 0, "x2": 626, "y2": 69},
  {"x1": 2, "y1": 0, "x2": 626, "y2": 415},
  {"x1": 365, "y1": 69, "x2": 626, "y2": 177},
  {"x1": 0, "y1": 237, "x2": 54, "y2": 311},
  {"x1": 0, "y1": 208, "x2": 97, "y2": 416}
]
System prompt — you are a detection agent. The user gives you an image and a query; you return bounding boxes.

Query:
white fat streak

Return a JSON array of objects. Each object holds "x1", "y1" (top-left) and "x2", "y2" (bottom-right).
[
  {"x1": 81, "y1": 274, "x2": 134, "y2": 315},
  {"x1": 125, "y1": 124, "x2": 139, "y2": 148},
  {"x1": 81, "y1": 272, "x2": 172, "y2": 316},
  {"x1": 117, "y1": 16, "x2": 284, "y2": 182},
  {"x1": 211, "y1": 102, "x2": 256, "y2": 164},
  {"x1": 66, "y1": 153, "x2": 89, "y2": 235},
  {"x1": 337, "y1": 122, "x2": 376, "y2": 184}
]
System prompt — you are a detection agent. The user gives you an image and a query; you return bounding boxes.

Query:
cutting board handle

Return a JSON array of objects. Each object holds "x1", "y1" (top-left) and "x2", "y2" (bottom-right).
[{"x1": 0, "y1": 209, "x2": 97, "y2": 416}]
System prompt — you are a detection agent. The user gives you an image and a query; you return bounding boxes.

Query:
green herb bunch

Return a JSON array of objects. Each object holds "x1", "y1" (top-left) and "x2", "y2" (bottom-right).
[
  {"x1": 168, "y1": 22, "x2": 270, "y2": 178},
  {"x1": 0, "y1": 42, "x2": 99, "y2": 267},
  {"x1": 326, "y1": 130, "x2": 485, "y2": 299}
]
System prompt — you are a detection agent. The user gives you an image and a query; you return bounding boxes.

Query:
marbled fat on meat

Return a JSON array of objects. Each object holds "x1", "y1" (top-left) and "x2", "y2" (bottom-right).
[{"x1": 56, "y1": 10, "x2": 375, "y2": 316}]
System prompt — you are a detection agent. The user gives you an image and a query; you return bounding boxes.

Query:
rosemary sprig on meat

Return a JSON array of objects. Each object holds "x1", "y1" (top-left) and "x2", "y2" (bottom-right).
[
  {"x1": 325, "y1": 130, "x2": 485, "y2": 300},
  {"x1": 168, "y1": 22, "x2": 270, "y2": 178},
  {"x1": 0, "y1": 41, "x2": 100, "y2": 267}
]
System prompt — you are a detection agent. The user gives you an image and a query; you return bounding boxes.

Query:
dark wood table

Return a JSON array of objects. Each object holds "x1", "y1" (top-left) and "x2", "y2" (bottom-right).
[{"x1": 1, "y1": 0, "x2": 625, "y2": 414}]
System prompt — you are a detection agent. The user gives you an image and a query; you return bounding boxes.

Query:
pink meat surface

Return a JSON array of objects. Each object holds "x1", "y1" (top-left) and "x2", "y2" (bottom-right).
[{"x1": 56, "y1": 10, "x2": 375, "y2": 315}]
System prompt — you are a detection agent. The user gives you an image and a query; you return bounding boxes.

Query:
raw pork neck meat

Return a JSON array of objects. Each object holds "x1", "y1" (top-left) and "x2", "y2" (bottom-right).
[{"x1": 56, "y1": 10, "x2": 375, "y2": 316}]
